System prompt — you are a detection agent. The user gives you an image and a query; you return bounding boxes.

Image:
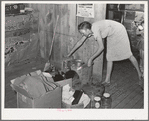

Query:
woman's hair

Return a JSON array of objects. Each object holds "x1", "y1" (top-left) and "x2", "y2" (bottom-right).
[{"x1": 78, "y1": 21, "x2": 92, "y2": 30}]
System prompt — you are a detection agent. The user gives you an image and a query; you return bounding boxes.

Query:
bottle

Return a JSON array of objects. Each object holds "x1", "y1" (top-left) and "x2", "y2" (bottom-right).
[
  {"x1": 90, "y1": 92, "x2": 94, "y2": 108},
  {"x1": 94, "y1": 96, "x2": 101, "y2": 109},
  {"x1": 101, "y1": 93, "x2": 112, "y2": 108}
]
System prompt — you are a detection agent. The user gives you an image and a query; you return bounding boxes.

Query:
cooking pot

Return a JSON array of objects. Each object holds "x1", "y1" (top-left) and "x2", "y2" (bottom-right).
[{"x1": 75, "y1": 59, "x2": 84, "y2": 67}]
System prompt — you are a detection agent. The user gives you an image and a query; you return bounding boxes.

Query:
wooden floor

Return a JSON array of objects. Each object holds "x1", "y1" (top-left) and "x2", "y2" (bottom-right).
[
  {"x1": 4, "y1": 58, "x2": 144, "y2": 109},
  {"x1": 103, "y1": 60, "x2": 144, "y2": 109}
]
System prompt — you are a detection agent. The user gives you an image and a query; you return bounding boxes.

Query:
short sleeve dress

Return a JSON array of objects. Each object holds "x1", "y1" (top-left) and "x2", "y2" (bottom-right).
[{"x1": 91, "y1": 20, "x2": 132, "y2": 61}]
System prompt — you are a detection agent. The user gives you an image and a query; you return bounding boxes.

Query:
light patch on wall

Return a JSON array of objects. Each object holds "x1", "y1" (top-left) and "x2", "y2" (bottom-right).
[{"x1": 46, "y1": 11, "x2": 52, "y2": 26}]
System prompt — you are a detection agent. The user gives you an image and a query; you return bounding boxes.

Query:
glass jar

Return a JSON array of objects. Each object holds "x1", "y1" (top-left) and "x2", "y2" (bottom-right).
[
  {"x1": 101, "y1": 93, "x2": 112, "y2": 108},
  {"x1": 90, "y1": 91, "x2": 101, "y2": 109},
  {"x1": 94, "y1": 96, "x2": 101, "y2": 109}
]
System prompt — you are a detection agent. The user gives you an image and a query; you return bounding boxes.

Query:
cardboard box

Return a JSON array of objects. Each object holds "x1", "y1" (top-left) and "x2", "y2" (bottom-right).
[
  {"x1": 56, "y1": 78, "x2": 72, "y2": 87},
  {"x1": 16, "y1": 87, "x2": 61, "y2": 108},
  {"x1": 11, "y1": 79, "x2": 62, "y2": 108},
  {"x1": 62, "y1": 101, "x2": 84, "y2": 108},
  {"x1": 57, "y1": 79, "x2": 86, "y2": 109},
  {"x1": 11, "y1": 71, "x2": 72, "y2": 108}
]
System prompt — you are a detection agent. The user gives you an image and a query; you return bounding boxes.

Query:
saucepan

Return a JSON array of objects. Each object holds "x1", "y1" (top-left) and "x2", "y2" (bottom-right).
[{"x1": 75, "y1": 59, "x2": 84, "y2": 67}]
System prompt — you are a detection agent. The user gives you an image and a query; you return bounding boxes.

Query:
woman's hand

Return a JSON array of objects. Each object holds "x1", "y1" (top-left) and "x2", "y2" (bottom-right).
[{"x1": 63, "y1": 54, "x2": 73, "y2": 61}]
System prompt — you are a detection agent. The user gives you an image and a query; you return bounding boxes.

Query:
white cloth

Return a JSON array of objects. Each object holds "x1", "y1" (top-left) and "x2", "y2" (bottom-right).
[
  {"x1": 62, "y1": 84, "x2": 75, "y2": 104},
  {"x1": 62, "y1": 84, "x2": 90, "y2": 107},
  {"x1": 78, "y1": 93, "x2": 90, "y2": 108}
]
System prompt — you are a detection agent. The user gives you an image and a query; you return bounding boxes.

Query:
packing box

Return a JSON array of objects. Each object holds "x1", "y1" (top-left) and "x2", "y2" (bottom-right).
[
  {"x1": 16, "y1": 86, "x2": 61, "y2": 108},
  {"x1": 62, "y1": 101, "x2": 84, "y2": 108},
  {"x1": 11, "y1": 70, "x2": 72, "y2": 108},
  {"x1": 56, "y1": 78, "x2": 72, "y2": 87}
]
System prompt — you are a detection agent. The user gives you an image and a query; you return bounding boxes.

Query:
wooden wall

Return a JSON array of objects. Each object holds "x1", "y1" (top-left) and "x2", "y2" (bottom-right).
[
  {"x1": 76, "y1": 4, "x2": 107, "y2": 80},
  {"x1": 29, "y1": 4, "x2": 106, "y2": 81},
  {"x1": 5, "y1": 8, "x2": 39, "y2": 68}
]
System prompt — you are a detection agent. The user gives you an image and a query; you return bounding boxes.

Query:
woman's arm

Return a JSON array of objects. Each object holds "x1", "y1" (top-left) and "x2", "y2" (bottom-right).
[
  {"x1": 92, "y1": 36, "x2": 104, "y2": 59},
  {"x1": 68, "y1": 36, "x2": 88, "y2": 57},
  {"x1": 88, "y1": 33, "x2": 104, "y2": 66}
]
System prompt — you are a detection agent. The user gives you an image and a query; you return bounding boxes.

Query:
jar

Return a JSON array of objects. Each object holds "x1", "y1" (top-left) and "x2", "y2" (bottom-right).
[
  {"x1": 94, "y1": 96, "x2": 101, "y2": 109},
  {"x1": 90, "y1": 92, "x2": 101, "y2": 109},
  {"x1": 101, "y1": 93, "x2": 112, "y2": 108},
  {"x1": 90, "y1": 92, "x2": 94, "y2": 108}
]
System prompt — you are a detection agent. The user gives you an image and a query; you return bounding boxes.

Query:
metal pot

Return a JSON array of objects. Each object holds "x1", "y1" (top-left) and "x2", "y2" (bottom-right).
[{"x1": 75, "y1": 59, "x2": 84, "y2": 67}]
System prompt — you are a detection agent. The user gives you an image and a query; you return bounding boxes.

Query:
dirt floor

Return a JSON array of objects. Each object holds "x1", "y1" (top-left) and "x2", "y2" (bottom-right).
[{"x1": 4, "y1": 50, "x2": 144, "y2": 108}]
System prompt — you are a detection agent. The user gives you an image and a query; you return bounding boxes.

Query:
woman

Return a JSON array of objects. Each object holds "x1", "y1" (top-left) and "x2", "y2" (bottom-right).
[{"x1": 67, "y1": 20, "x2": 143, "y2": 86}]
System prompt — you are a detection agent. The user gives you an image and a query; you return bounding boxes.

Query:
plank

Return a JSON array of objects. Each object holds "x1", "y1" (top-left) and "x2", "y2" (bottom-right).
[
  {"x1": 68, "y1": 37, "x2": 75, "y2": 58},
  {"x1": 44, "y1": 4, "x2": 54, "y2": 59},
  {"x1": 38, "y1": 4, "x2": 47, "y2": 59},
  {"x1": 5, "y1": 99, "x2": 17, "y2": 108},
  {"x1": 5, "y1": 60, "x2": 45, "y2": 81},
  {"x1": 83, "y1": 41, "x2": 88, "y2": 63},
  {"x1": 110, "y1": 78, "x2": 135, "y2": 96},
  {"x1": 52, "y1": 33, "x2": 61, "y2": 68},
  {"x1": 133, "y1": 96, "x2": 144, "y2": 108},
  {"x1": 92, "y1": 39, "x2": 98, "y2": 75},
  {"x1": 105, "y1": 75, "x2": 134, "y2": 97},
  {"x1": 60, "y1": 4, "x2": 68, "y2": 57},
  {"x1": 115, "y1": 85, "x2": 143, "y2": 108},
  {"x1": 68, "y1": 4, "x2": 76, "y2": 36},
  {"x1": 5, "y1": 94, "x2": 17, "y2": 106},
  {"x1": 112, "y1": 84, "x2": 139, "y2": 108},
  {"x1": 5, "y1": 89, "x2": 16, "y2": 101},
  {"x1": 5, "y1": 60, "x2": 45, "y2": 108},
  {"x1": 123, "y1": 93, "x2": 143, "y2": 108},
  {"x1": 105, "y1": 60, "x2": 139, "y2": 93},
  {"x1": 94, "y1": 4, "x2": 107, "y2": 21},
  {"x1": 76, "y1": 16, "x2": 84, "y2": 60},
  {"x1": 5, "y1": 89, "x2": 17, "y2": 108},
  {"x1": 111, "y1": 78, "x2": 136, "y2": 98},
  {"x1": 67, "y1": 4, "x2": 76, "y2": 59}
]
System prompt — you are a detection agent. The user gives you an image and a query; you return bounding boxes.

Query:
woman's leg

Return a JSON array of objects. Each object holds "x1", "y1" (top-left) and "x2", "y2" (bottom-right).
[
  {"x1": 139, "y1": 50, "x2": 144, "y2": 74},
  {"x1": 129, "y1": 55, "x2": 142, "y2": 80},
  {"x1": 104, "y1": 61, "x2": 113, "y2": 83}
]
